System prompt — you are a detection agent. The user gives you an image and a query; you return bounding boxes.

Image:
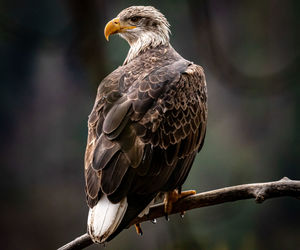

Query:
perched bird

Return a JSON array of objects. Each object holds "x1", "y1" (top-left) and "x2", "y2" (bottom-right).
[{"x1": 85, "y1": 6, "x2": 207, "y2": 243}]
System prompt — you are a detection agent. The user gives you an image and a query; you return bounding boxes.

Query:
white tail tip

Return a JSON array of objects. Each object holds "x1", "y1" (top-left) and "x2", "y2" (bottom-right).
[{"x1": 88, "y1": 195, "x2": 127, "y2": 243}]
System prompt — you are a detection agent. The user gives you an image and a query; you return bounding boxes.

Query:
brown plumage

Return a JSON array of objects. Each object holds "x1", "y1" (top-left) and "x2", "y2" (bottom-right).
[{"x1": 84, "y1": 6, "x2": 207, "y2": 243}]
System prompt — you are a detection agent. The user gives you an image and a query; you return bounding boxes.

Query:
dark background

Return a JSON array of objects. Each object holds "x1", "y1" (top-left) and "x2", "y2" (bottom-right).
[{"x1": 1, "y1": 0, "x2": 299, "y2": 249}]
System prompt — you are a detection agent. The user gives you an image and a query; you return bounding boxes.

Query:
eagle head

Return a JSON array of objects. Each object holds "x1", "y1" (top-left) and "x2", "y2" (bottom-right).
[{"x1": 104, "y1": 6, "x2": 171, "y2": 63}]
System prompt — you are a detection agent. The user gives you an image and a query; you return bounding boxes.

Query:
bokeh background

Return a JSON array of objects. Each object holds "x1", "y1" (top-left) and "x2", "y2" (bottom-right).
[{"x1": 1, "y1": 0, "x2": 299, "y2": 249}]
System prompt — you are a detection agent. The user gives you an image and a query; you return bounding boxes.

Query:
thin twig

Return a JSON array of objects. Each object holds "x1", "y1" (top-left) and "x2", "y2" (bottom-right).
[{"x1": 58, "y1": 177, "x2": 300, "y2": 250}]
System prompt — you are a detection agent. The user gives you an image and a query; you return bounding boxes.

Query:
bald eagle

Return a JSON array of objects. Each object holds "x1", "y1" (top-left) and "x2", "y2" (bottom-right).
[{"x1": 85, "y1": 6, "x2": 207, "y2": 243}]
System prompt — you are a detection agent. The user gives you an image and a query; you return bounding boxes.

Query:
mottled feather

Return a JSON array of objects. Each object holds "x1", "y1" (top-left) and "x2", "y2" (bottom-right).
[{"x1": 85, "y1": 44, "x2": 207, "y2": 239}]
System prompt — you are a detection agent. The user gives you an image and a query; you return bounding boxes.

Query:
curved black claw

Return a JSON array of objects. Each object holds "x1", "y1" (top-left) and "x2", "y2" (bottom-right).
[
  {"x1": 151, "y1": 218, "x2": 157, "y2": 224},
  {"x1": 178, "y1": 186, "x2": 182, "y2": 195},
  {"x1": 165, "y1": 213, "x2": 170, "y2": 221}
]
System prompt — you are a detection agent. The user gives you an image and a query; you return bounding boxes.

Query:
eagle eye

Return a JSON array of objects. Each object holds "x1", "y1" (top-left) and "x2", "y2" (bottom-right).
[{"x1": 130, "y1": 16, "x2": 142, "y2": 22}]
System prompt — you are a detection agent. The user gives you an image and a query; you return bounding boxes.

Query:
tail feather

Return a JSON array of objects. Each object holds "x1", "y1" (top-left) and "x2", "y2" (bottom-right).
[{"x1": 87, "y1": 195, "x2": 127, "y2": 243}]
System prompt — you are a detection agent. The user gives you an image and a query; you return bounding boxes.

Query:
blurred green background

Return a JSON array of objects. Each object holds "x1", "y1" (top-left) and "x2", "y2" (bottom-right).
[{"x1": 1, "y1": 0, "x2": 299, "y2": 249}]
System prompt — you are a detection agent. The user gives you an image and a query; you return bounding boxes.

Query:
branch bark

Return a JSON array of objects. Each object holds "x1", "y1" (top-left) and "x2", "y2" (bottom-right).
[{"x1": 58, "y1": 177, "x2": 300, "y2": 250}]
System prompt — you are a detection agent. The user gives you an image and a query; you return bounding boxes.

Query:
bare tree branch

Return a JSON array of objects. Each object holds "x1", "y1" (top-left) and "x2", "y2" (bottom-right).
[
  {"x1": 58, "y1": 177, "x2": 300, "y2": 250},
  {"x1": 58, "y1": 234, "x2": 93, "y2": 250}
]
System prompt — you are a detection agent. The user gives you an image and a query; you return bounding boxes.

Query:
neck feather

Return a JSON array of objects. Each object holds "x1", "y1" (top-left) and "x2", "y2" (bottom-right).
[{"x1": 123, "y1": 31, "x2": 169, "y2": 65}]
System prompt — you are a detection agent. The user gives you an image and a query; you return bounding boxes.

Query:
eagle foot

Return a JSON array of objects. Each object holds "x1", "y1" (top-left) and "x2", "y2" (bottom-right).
[
  {"x1": 134, "y1": 223, "x2": 143, "y2": 236},
  {"x1": 164, "y1": 189, "x2": 196, "y2": 215}
]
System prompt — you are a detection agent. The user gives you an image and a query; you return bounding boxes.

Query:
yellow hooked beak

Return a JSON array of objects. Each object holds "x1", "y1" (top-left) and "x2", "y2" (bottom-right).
[{"x1": 104, "y1": 18, "x2": 136, "y2": 41}]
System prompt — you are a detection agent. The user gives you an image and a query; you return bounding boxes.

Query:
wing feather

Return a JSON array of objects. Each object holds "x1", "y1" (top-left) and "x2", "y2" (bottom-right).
[
  {"x1": 103, "y1": 99, "x2": 132, "y2": 138},
  {"x1": 101, "y1": 151, "x2": 130, "y2": 195},
  {"x1": 86, "y1": 166, "x2": 100, "y2": 199},
  {"x1": 92, "y1": 134, "x2": 120, "y2": 170},
  {"x1": 107, "y1": 168, "x2": 135, "y2": 204}
]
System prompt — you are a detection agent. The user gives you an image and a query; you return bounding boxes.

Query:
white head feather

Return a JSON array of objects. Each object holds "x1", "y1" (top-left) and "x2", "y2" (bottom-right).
[{"x1": 116, "y1": 6, "x2": 171, "y2": 64}]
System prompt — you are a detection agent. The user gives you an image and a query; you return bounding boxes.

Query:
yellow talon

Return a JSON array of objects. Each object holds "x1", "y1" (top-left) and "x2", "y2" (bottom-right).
[
  {"x1": 134, "y1": 223, "x2": 143, "y2": 236},
  {"x1": 164, "y1": 189, "x2": 196, "y2": 215}
]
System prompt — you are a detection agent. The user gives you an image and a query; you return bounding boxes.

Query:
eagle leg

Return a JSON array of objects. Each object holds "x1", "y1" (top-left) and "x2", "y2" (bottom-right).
[
  {"x1": 164, "y1": 189, "x2": 196, "y2": 215},
  {"x1": 134, "y1": 223, "x2": 143, "y2": 236}
]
